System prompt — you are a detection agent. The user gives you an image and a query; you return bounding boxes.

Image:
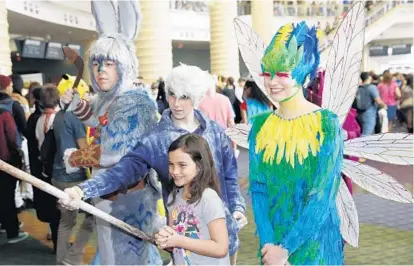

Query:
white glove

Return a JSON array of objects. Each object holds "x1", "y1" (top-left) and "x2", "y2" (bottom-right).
[
  {"x1": 58, "y1": 186, "x2": 84, "y2": 211},
  {"x1": 60, "y1": 88, "x2": 80, "y2": 111},
  {"x1": 63, "y1": 148, "x2": 81, "y2": 174},
  {"x1": 233, "y1": 211, "x2": 248, "y2": 229}
]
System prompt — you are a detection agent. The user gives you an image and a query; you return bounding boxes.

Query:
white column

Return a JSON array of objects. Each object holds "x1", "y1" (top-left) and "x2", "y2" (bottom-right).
[
  {"x1": 209, "y1": 0, "x2": 240, "y2": 78},
  {"x1": 135, "y1": 0, "x2": 173, "y2": 83},
  {"x1": 0, "y1": 1, "x2": 12, "y2": 75}
]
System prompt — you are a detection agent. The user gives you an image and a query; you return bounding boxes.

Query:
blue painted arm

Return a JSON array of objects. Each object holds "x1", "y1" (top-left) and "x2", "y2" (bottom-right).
[
  {"x1": 79, "y1": 138, "x2": 155, "y2": 199},
  {"x1": 280, "y1": 121, "x2": 343, "y2": 255}
]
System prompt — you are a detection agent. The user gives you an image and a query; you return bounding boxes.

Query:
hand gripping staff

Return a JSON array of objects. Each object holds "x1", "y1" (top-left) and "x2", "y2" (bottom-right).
[{"x1": 0, "y1": 160, "x2": 155, "y2": 243}]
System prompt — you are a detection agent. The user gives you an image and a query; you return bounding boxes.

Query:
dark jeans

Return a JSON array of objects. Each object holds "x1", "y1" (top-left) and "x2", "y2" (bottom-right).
[
  {"x1": 0, "y1": 171, "x2": 19, "y2": 239},
  {"x1": 50, "y1": 213, "x2": 60, "y2": 254}
]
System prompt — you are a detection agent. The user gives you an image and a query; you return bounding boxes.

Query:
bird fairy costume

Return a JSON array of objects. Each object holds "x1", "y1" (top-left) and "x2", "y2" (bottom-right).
[
  {"x1": 227, "y1": 2, "x2": 413, "y2": 265},
  {"x1": 64, "y1": 0, "x2": 164, "y2": 264},
  {"x1": 249, "y1": 22, "x2": 345, "y2": 265}
]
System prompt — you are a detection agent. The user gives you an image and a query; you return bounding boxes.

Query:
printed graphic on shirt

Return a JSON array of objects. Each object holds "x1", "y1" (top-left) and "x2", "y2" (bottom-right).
[{"x1": 171, "y1": 204, "x2": 201, "y2": 265}]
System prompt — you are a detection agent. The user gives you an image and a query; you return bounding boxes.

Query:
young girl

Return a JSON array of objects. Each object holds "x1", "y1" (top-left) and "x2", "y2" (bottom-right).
[{"x1": 155, "y1": 134, "x2": 230, "y2": 265}]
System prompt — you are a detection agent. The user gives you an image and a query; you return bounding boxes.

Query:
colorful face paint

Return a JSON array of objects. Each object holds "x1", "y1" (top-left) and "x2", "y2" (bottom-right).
[
  {"x1": 98, "y1": 61, "x2": 104, "y2": 73},
  {"x1": 91, "y1": 57, "x2": 119, "y2": 92},
  {"x1": 261, "y1": 21, "x2": 320, "y2": 89}
]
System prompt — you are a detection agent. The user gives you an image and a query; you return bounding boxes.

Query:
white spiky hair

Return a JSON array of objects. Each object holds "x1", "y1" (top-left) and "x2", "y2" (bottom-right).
[{"x1": 165, "y1": 64, "x2": 213, "y2": 107}]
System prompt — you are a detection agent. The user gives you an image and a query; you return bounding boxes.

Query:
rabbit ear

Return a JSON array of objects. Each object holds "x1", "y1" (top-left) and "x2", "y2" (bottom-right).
[
  {"x1": 91, "y1": 0, "x2": 119, "y2": 37},
  {"x1": 117, "y1": 0, "x2": 141, "y2": 40}
]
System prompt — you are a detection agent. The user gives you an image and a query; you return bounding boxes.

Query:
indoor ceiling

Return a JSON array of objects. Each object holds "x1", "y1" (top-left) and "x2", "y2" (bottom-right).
[
  {"x1": 374, "y1": 23, "x2": 414, "y2": 42},
  {"x1": 7, "y1": 10, "x2": 97, "y2": 44}
]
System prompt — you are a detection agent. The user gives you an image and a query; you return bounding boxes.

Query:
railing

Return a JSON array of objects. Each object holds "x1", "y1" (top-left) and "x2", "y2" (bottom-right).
[
  {"x1": 169, "y1": 0, "x2": 209, "y2": 13},
  {"x1": 318, "y1": 0, "x2": 412, "y2": 52},
  {"x1": 168, "y1": 0, "x2": 408, "y2": 19},
  {"x1": 169, "y1": 0, "x2": 346, "y2": 16},
  {"x1": 238, "y1": 1, "x2": 346, "y2": 17},
  {"x1": 364, "y1": 0, "x2": 410, "y2": 27}
]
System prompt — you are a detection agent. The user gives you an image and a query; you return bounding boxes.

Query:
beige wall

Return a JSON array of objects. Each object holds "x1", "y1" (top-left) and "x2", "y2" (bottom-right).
[
  {"x1": 251, "y1": 0, "x2": 274, "y2": 45},
  {"x1": 135, "y1": 0, "x2": 173, "y2": 83},
  {"x1": 0, "y1": 1, "x2": 12, "y2": 75},
  {"x1": 209, "y1": 0, "x2": 240, "y2": 78}
]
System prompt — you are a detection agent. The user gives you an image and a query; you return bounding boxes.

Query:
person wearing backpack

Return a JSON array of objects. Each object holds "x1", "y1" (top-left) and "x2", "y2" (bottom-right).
[
  {"x1": 355, "y1": 72, "x2": 386, "y2": 136},
  {"x1": 0, "y1": 74, "x2": 27, "y2": 148},
  {"x1": 0, "y1": 103, "x2": 29, "y2": 244},
  {"x1": 0, "y1": 74, "x2": 29, "y2": 211},
  {"x1": 36, "y1": 85, "x2": 94, "y2": 264}
]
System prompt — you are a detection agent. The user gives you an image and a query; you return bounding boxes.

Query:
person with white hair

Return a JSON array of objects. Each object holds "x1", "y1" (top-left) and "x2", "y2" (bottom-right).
[{"x1": 61, "y1": 64, "x2": 247, "y2": 265}]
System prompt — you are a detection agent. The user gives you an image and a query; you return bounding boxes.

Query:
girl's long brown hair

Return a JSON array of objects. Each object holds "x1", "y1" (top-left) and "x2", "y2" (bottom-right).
[{"x1": 167, "y1": 134, "x2": 221, "y2": 206}]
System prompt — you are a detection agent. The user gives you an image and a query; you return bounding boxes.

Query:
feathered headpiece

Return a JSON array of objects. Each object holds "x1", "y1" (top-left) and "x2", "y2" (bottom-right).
[{"x1": 261, "y1": 22, "x2": 320, "y2": 87}]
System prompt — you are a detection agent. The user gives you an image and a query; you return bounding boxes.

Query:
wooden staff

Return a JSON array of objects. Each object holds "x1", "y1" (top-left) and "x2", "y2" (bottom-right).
[{"x1": 0, "y1": 160, "x2": 154, "y2": 243}]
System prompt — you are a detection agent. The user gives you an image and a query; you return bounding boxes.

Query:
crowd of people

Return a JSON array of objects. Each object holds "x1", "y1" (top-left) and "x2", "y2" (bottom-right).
[
  {"x1": 355, "y1": 71, "x2": 413, "y2": 135},
  {"x1": 0, "y1": 1, "x2": 412, "y2": 266},
  {"x1": 0, "y1": 48, "x2": 412, "y2": 266}
]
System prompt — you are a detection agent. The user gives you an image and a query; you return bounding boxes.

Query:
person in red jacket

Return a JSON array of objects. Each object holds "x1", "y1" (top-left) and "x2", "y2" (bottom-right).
[{"x1": 0, "y1": 101, "x2": 29, "y2": 243}]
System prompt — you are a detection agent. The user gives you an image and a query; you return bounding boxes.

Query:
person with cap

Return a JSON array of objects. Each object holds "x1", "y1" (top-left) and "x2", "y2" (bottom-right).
[
  {"x1": 0, "y1": 74, "x2": 27, "y2": 147},
  {"x1": 0, "y1": 74, "x2": 29, "y2": 244}
]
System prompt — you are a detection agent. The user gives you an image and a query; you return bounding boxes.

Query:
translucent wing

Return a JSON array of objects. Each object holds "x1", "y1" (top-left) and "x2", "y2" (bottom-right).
[
  {"x1": 344, "y1": 133, "x2": 413, "y2": 165},
  {"x1": 342, "y1": 159, "x2": 413, "y2": 203},
  {"x1": 234, "y1": 18, "x2": 277, "y2": 107},
  {"x1": 225, "y1": 123, "x2": 251, "y2": 149},
  {"x1": 336, "y1": 178, "x2": 359, "y2": 247},
  {"x1": 322, "y1": 2, "x2": 365, "y2": 125}
]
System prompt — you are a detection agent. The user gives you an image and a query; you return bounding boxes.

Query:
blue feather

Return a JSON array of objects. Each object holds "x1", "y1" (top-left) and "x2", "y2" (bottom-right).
[
  {"x1": 306, "y1": 26, "x2": 319, "y2": 80},
  {"x1": 291, "y1": 26, "x2": 320, "y2": 86},
  {"x1": 288, "y1": 21, "x2": 308, "y2": 47}
]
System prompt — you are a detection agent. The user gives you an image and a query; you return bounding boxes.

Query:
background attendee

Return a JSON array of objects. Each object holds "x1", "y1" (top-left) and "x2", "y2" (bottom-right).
[
  {"x1": 378, "y1": 70, "x2": 401, "y2": 132},
  {"x1": 0, "y1": 75, "x2": 28, "y2": 244}
]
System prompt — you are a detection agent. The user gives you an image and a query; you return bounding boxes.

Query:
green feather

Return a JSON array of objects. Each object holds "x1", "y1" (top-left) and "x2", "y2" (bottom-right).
[
  {"x1": 296, "y1": 45, "x2": 304, "y2": 65},
  {"x1": 287, "y1": 36, "x2": 298, "y2": 68}
]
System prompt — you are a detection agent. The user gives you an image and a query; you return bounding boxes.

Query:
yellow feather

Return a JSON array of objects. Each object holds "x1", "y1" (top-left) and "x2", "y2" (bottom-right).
[
  {"x1": 256, "y1": 112, "x2": 324, "y2": 167},
  {"x1": 275, "y1": 23, "x2": 293, "y2": 48}
]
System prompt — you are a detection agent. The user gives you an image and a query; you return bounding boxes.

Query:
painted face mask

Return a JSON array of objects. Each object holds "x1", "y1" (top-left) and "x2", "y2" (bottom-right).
[{"x1": 260, "y1": 22, "x2": 320, "y2": 102}]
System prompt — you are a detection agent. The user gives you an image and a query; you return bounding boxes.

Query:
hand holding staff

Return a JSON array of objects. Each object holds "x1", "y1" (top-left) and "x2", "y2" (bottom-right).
[{"x1": 0, "y1": 160, "x2": 154, "y2": 244}]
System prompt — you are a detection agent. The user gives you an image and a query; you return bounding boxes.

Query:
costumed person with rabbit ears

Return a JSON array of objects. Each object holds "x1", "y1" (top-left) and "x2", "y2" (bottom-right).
[{"x1": 60, "y1": 0, "x2": 164, "y2": 264}]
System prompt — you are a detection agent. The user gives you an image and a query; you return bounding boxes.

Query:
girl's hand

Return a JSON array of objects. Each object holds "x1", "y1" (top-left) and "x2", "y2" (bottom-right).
[
  {"x1": 261, "y1": 244, "x2": 289, "y2": 265},
  {"x1": 155, "y1": 226, "x2": 181, "y2": 249}
]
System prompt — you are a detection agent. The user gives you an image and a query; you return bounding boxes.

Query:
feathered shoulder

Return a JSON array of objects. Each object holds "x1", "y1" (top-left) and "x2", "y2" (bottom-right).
[{"x1": 107, "y1": 89, "x2": 158, "y2": 136}]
